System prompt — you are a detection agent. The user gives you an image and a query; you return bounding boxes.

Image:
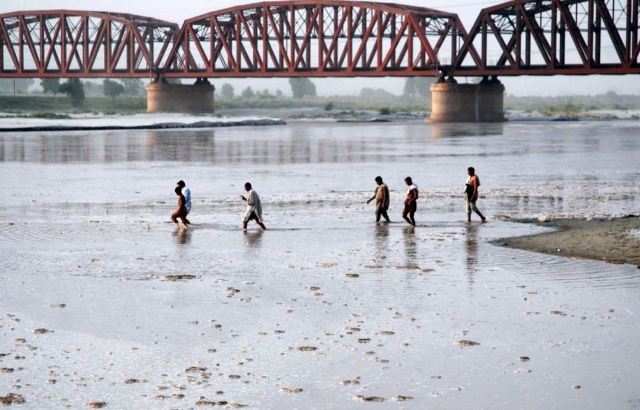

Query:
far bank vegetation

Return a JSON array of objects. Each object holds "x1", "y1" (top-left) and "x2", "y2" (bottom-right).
[{"x1": 0, "y1": 78, "x2": 639, "y2": 117}]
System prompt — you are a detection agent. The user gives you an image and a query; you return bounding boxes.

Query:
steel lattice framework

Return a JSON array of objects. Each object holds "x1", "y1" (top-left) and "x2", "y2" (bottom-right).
[
  {"x1": 0, "y1": 0, "x2": 638, "y2": 79},
  {"x1": 161, "y1": 1, "x2": 469, "y2": 77},
  {"x1": 452, "y1": 0, "x2": 640, "y2": 76},
  {"x1": 0, "y1": 10, "x2": 179, "y2": 77}
]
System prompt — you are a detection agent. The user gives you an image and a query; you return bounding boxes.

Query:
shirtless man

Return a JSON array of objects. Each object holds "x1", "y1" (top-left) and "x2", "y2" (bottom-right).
[
  {"x1": 366, "y1": 176, "x2": 391, "y2": 222},
  {"x1": 171, "y1": 186, "x2": 191, "y2": 226},
  {"x1": 177, "y1": 180, "x2": 191, "y2": 217},
  {"x1": 402, "y1": 176, "x2": 418, "y2": 226},
  {"x1": 240, "y1": 182, "x2": 267, "y2": 230},
  {"x1": 465, "y1": 167, "x2": 486, "y2": 223}
]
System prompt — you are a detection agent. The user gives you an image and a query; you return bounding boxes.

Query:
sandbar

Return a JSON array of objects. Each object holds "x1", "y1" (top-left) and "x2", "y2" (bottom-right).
[{"x1": 494, "y1": 215, "x2": 640, "y2": 266}]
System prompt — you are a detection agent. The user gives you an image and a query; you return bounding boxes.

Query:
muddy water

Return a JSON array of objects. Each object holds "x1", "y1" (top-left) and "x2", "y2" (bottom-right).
[{"x1": 0, "y1": 120, "x2": 639, "y2": 409}]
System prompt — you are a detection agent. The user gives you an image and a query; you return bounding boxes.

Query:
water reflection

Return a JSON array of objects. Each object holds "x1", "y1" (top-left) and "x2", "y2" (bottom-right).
[
  {"x1": 402, "y1": 226, "x2": 418, "y2": 269},
  {"x1": 243, "y1": 230, "x2": 264, "y2": 248},
  {"x1": 429, "y1": 123, "x2": 504, "y2": 139},
  {"x1": 373, "y1": 222, "x2": 390, "y2": 262},
  {"x1": 172, "y1": 226, "x2": 192, "y2": 245},
  {"x1": 465, "y1": 224, "x2": 479, "y2": 288},
  {"x1": 0, "y1": 123, "x2": 506, "y2": 164}
]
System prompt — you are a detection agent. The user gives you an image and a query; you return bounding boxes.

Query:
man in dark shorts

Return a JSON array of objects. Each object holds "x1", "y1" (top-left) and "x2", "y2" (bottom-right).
[{"x1": 402, "y1": 176, "x2": 418, "y2": 226}]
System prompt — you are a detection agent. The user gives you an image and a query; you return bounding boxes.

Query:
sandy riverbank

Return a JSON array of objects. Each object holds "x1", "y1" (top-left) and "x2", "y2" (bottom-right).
[{"x1": 493, "y1": 215, "x2": 640, "y2": 266}]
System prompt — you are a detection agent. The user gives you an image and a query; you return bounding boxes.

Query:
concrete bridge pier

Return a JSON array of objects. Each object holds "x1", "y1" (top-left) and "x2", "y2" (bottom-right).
[
  {"x1": 429, "y1": 76, "x2": 505, "y2": 122},
  {"x1": 146, "y1": 78, "x2": 215, "y2": 113}
]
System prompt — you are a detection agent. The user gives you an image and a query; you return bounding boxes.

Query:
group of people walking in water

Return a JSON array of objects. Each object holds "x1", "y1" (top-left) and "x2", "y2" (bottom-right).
[{"x1": 170, "y1": 167, "x2": 486, "y2": 230}]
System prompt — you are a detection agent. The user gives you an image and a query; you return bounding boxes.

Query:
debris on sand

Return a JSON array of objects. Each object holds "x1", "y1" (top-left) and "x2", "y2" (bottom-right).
[
  {"x1": 455, "y1": 340, "x2": 480, "y2": 346},
  {"x1": 354, "y1": 395, "x2": 385, "y2": 402},
  {"x1": 0, "y1": 393, "x2": 25, "y2": 405},
  {"x1": 281, "y1": 387, "x2": 303, "y2": 393},
  {"x1": 164, "y1": 274, "x2": 196, "y2": 281},
  {"x1": 550, "y1": 311, "x2": 567, "y2": 316},
  {"x1": 123, "y1": 378, "x2": 147, "y2": 384},
  {"x1": 185, "y1": 367, "x2": 207, "y2": 373}
]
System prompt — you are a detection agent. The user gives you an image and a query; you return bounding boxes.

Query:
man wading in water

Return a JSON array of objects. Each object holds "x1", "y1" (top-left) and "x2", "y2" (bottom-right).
[
  {"x1": 465, "y1": 167, "x2": 486, "y2": 223},
  {"x1": 240, "y1": 182, "x2": 267, "y2": 231},
  {"x1": 402, "y1": 176, "x2": 418, "y2": 226},
  {"x1": 366, "y1": 176, "x2": 391, "y2": 223}
]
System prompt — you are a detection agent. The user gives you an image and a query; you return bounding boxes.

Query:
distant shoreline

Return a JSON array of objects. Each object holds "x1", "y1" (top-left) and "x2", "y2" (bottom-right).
[
  {"x1": 0, "y1": 117, "x2": 286, "y2": 132},
  {"x1": 493, "y1": 215, "x2": 640, "y2": 266}
]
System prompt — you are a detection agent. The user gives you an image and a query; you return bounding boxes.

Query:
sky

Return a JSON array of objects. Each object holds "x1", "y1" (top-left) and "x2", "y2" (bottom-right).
[{"x1": 2, "y1": 0, "x2": 639, "y2": 97}]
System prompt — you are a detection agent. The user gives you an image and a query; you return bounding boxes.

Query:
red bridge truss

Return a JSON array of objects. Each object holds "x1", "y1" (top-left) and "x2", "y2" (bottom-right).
[
  {"x1": 163, "y1": 1, "x2": 467, "y2": 78},
  {"x1": 0, "y1": 10, "x2": 179, "y2": 78},
  {"x1": 0, "y1": 0, "x2": 638, "y2": 79},
  {"x1": 454, "y1": 0, "x2": 640, "y2": 75}
]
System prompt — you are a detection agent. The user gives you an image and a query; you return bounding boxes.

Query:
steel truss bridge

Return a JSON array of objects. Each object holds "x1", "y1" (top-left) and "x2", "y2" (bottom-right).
[{"x1": 0, "y1": 0, "x2": 638, "y2": 81}]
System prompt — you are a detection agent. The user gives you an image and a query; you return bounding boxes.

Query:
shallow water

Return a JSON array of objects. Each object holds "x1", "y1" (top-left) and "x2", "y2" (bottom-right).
[{"x1": 0, "y1": 120, "x2": 639, "y2": 409}]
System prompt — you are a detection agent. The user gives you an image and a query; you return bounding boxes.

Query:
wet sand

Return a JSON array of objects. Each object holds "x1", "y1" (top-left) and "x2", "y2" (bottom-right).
[
  {"x1": 1, "y1": 120, "x2": 640, "y2": 409},
  {"x1": 495, "y1": 215, "x2": 640, "y2": 266}
]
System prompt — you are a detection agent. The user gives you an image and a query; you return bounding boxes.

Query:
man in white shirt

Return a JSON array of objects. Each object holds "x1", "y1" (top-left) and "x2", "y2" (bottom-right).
[
  {"x1": 177, "y1": 180, "x2": 191, "y2": 216},
  {"x1": 240, "y1": 182, "x2": 267, "y2": 230}
]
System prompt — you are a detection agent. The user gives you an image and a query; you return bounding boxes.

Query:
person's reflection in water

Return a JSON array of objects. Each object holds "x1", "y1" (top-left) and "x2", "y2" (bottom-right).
[
  {"x1": 243, "y1": 229, "x2": 264, "y2": 248},
  {"x1": 373, "y1": 223, "x2": 390, "y2": 267},
  {"x1": 403, "y1": 226, "x2": 418, "y2": 269},
  {"x1": 172, "y1": 226, "x2": 192, "y2": 245},
  {"x1": 465, "y1": 223, "x2": 479, "y2": 288}
]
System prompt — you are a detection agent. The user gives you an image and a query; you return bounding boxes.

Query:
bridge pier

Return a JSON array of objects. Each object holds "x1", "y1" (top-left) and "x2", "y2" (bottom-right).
[
  {"x1": 146, "y1": 79, "x2": 215, "y2": 113},
  {"x1": 429, "y1": 77, "x2": 505, "y2": 122}
]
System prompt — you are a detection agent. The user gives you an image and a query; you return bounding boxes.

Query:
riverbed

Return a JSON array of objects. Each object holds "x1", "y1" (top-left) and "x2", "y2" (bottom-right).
[{"x1": 1, "y1": 118, "x2": 639, "y2": 409}]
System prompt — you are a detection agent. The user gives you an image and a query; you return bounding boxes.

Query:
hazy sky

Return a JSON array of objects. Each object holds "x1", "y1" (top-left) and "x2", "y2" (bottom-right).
[{"x1": 2, "y1": 0, "x2": 639, "y2": 97}]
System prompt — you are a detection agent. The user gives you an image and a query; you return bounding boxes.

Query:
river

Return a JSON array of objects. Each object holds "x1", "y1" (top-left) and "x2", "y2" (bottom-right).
[{"x1": 0, "y1": 119, "x2": 639, "y2": 409}]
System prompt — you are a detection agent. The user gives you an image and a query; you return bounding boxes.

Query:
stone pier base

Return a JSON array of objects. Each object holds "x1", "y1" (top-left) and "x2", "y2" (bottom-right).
[
  {"x1": 429, "y1": 81, "x2": 505, "y2": 122},
  {"x1": 146, "y1": 82, "x2": 215, "y2": 113}
]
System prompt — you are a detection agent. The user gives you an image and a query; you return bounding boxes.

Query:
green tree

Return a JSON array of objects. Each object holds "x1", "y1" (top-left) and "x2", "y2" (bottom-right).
[
  {"x1": 103, "y1": 79, "x2": 124, "y2": 98},
  {"x1": 121, "y1": 78, "x2": 145, "y2": 96},
  {"x1": 288, "y1": 78, "x2": 316, "y2": 99},
  {"x1": 58, "y1": 78, "x2": 85, "y2": 107},
  {"x1": 221, "y1": 83, "x2": 234, "y2": 98},
  {"x1": 41, "y1": 78, "x2": 60, "y2": 95},
  {"x1": 241, "y1": 86, "x2": 255, "y2": 98}
]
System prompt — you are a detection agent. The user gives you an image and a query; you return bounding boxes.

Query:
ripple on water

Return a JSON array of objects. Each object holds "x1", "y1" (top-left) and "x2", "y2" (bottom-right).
[{"x1": 486, "y1": 246, "x2": 640, "y2": 290}]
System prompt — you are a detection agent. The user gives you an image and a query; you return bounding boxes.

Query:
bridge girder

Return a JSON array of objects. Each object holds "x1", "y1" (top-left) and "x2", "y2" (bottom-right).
[
  {"x1": 0, "y1": 10, "x2": 179, "y2": 78},
  {"x1": 0, "y1": 0, "x2": 638, "y2": 79},
  {"x1": 161, "y1": 1, "x2": 469, "y2": 78},
  {"x1": 452, "y1": 0, "x2": 640, "y2": 76}
]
